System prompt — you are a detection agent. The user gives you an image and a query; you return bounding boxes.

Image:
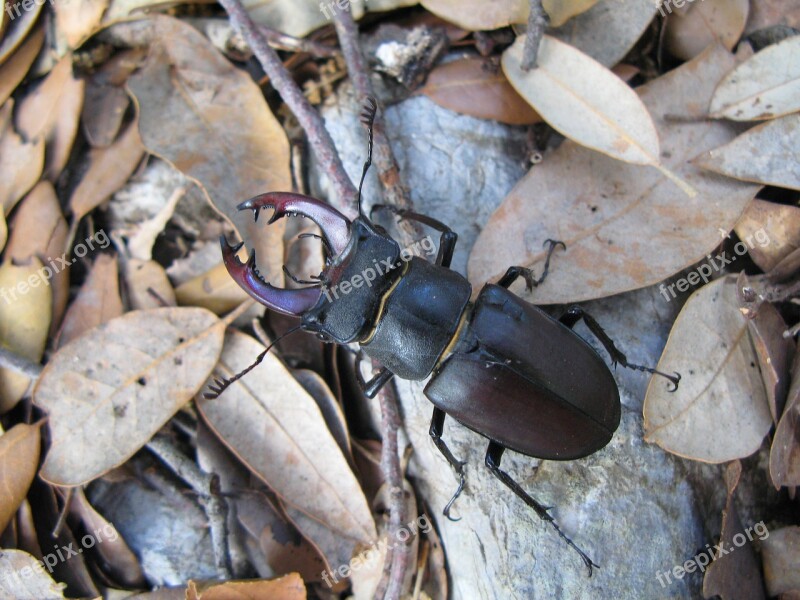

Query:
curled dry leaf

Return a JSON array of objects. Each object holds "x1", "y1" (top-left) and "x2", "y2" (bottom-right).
[
  {"x1": 643, "y1": 277, "x2": 771, "y2": 463},
  {"x1": 186, "y1": 573, "x2": 306, "y2": 600},
  {"x1": 123, "y1": 15, "x2": 290, "y2": 285},
  {"x1": 503, "y1": 35, "x2": 692, "y2": 193},
  {"x1": 549, "y1": 0, "x2": 657, "y2": 67},
  {"x1": 35, "y1": 307, "x2": 226, "y2": 485},
  {"x1": 697, "y1": 114, "x2": 800, "y2": 191},
  {"x1": 55, "y1": 0, "x2": 109, "y2": 48},
  {"x1": 420, "y1": 0, "x2": 527, "y2": 31},
  {"x1": 16, "y1": 55, "x2": 85, "y2": 180},
  {"x1": 197, "y1": 330, "x2": 377, "y2": 551},
  {"x1": 470, "y1": 44, "x2": 760, "y2": 304},
  {"x1": 734, "y1": 199, "x2": 800, "y2": 272},
  {"x1": 418, "y1": 57, "x2": 540, "y2": 125},
  {"x1": 0, "y1": 549, "x2": 65, "y2": 599},
  {"x1": 6, "y1": 182, "x2": 70, "y2": 334},
  {"x1": 0, "y1": 100, "x2": 44, "y2": 215},
  {"x1": 0, "y1": 258, "x2": 51, "y2": 413},
  {"x1": 56, "y1": 253, "x2": 123, "y2": 348},
  {"x1": 0, "y1": 25, "x2": 43, "y2": 106},
  {"x1": 664, "y1": 0, "x2": 748, "y2": 60},
  {"x1": 124, "y1": 259, "x2": 177, "y2": 310},
  {"x1": 0, "y1": 0, "x2": 41, "y2": 66},
  {"x1": 761, "y1": 526, "x2": 800, "y2": 597},
  {"x1": 543, "y1": 0, "x2": 599, "y2": 27},
  {"x1": 770, "y1": 348, "x2": 800, "y2": 488},
  {"x1": 0, "y1": 422, "x2": 42, "y2": 533},
  {"x1": 174, "y1": 261, "x2": 251, "y2": 315},
  {"x1": 710, "y1": 36, "x2": 800, "y2": 121}
]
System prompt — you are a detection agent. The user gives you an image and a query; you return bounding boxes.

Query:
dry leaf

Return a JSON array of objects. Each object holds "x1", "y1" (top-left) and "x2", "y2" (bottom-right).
[
  {"x1": 35, "y1": 307, "x2": 225, "y2": 485},
  {"x1": 15, "y1": 55, "x2": 85, "y2": 180},
  {"x1": 69, "y1": 119, "x2": 145, "y2": 221},
  {"x1": 123, "y1": 15, "x2": 291, "y2": 282},
  {"x1": 770, "y1": 349, "x2": 800, "y2": 488},
  {"x1": 469, "y1": 44, "x2": 760, "y2": 303},
  {"x1": 186, "y1": 573, "x2": 306, "y2": 600},
  {"x1": 0, "y1": 423, "x2": 41, "y2": 533},
  {"x1": 734, "y1": 199, "x2": 800, "y2": 272},
  {"x1": 175, "y1": 261, "x2": 251, "y2": 315},
  {"x1": 697, "y1": 114, "x2": 800, "y2": 191},
  {"x1": 0, "y1": 100, "x2": 44, "y2": 215},
  {"x1": 710, "y1": 36, "x2": 800, "y2": 120},
  {"x1": 418, "y1": 57, "x2": 540, "y2": 125},
  {"x1": 0, "y1": 0, "x2": 42, "y2": 66},
  {"x1": 56, "y1": 254, "x2": 123, "y2": 348},
  {"x1": 503, "y1": 35, "x2": 691, "y2": 193},
  {"x1": 197, "y1": 330, "x2": 377, "y2": 548},
  {"x1": 761, "y1": 526, "x2": 800, "y2": 597},
  {"x1": 0, "y1": 213, "x2": 6, "y2": 254},
  {"x1": 543, "y1": 0, "x2": 599, "y2": 27},
  {"x1": 0, "y1": 549, "x2": 65, "y2": 599},
  {"x1": 745, "y1": 0, "x2": 800, "y2": 34},
  {"x1": 0, "y1": 25, "x2": 43, "y2": 107},
  {"x1": 124, "y1": 259, "x2": 177, "y2": 310},
  {"x1": 55, "y1": 0, "x2": 110, "y2": 48},
  {"x1": 420, "y1": 0, "x2": 527, "y2": 31},
  {"x1": 6, "y1": 181, "x2": 70, "y2": 334},
  {"x1": 549, "y1": 0, "x2": 657, "y2": 67},
  {"x1": 664, "y1": 0, "x2": 748, "y2": 60},
  {"x1": 0, "y1": 258, "x2": 51, "y2": 413},
  {"x1": 643, "y1": 277, "x2": 771, "y2": 463}
]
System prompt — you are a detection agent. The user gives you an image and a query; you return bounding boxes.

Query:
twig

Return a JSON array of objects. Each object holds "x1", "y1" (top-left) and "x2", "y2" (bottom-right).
[
  {"x1": 217, "y1": 0, "x2": 357, "y2": 214},
  {"x1": 146, "y1": 435, "x2": 233, "y2": 579},
  {"x1": 257, "y1": 25, "x2": 339, "y2": 57},
  {"x1": 521, "y1": 0, "x2": 549, "y2": 71},
  {"x1": 0, "y1": 346, "x2": 42, "y2": 379}
]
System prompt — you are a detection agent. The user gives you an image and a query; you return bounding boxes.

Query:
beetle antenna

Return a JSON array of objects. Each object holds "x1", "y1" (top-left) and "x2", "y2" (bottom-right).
[
  {"x1": 203, "y1": 325, "x2": 304, "y2": 399},
  {"x1": 357, "y1": 96, "x2": 377, "y2": 220}
]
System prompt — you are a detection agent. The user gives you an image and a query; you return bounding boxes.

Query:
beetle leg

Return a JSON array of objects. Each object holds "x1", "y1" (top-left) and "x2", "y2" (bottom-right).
[
  {"x1": 484, "y1": 441, "x2": 599, "y2": 576},
  {"x1": 498, "y1": 239, "x2": 566, "y2": 290},
  {"x1": 559, "y1": 306, "x2": 682, "y2": 392},
  {"x1": 353, "y1": 349, "x2": 395, "y2": 398},
  {"x1": 371, "y1": 205, "x2": 458, "y2": 268},
  {"x1": 429, "y1": 408, "x2": 467, "y2": 521}
]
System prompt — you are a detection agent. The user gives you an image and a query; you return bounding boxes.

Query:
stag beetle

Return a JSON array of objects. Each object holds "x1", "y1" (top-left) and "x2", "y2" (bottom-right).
[{"x1": 208, "y1": 98, "x2": 680, "y2": 575}]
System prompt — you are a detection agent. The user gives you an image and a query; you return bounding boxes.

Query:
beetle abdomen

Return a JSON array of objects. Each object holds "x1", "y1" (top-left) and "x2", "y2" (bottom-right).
[{"x1": 424, "y1": 284, "x2": 621, "y2": 459}]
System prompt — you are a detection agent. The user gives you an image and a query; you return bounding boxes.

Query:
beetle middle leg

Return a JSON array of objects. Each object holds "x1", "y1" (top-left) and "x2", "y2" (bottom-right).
[
  {"x1": 371, "y1": 205, "x2": 458, "y2": 268},
  {"x1": 429, "y1": 407, "x2": 467, "y2": 521},
  {"x1": 559, "y1": 306, "x2": 681, "y2": 391},
  {"x1": 485, "y1": 441, "x2": 599, "y2": 576}
]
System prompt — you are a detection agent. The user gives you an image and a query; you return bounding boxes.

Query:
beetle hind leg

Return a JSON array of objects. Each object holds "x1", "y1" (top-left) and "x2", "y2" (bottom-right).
[
  {"x1": 484, "y1": 441, "x2": 599, "y2": 576},
  {"x1": 429, "y1": 408, "x2": 467, "y2": 521}
]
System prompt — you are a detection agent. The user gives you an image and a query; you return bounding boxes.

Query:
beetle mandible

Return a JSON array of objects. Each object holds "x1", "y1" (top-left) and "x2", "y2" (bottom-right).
[{"x1": 209, "y1": 97, "x2": 681, "y2": 575}]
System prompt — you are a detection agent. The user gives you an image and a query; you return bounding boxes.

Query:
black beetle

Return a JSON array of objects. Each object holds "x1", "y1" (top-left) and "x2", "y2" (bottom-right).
[{"x1": 209, "y1": 98, "x2": 680, "y2": 575}]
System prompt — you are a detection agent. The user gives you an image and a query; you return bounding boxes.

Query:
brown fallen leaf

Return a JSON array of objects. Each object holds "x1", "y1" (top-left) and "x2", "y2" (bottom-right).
[
  {"x1": 197, "y1": 330, "x2": 377, "y2": 553},
  {"x1": 6, "y1": 181, "x2": 70, "y2": 335},
  {"x1": 69, "y1": 118, "x2": 145, "y2": 225},
  {"x1": 0, "y1": 24, "x2": 43, "y2": 106},
  {"x1": 733, "y1": 199, "x2": 800, "y2": 272},
  {"x1": 186, "y1": 573, "x2": 306, "y2": 600},
  {"x1": 543, "y1": 0, "x2": 599, "y2": 27},
  {"x1": 0, "y1": 422, "x2": 41, "y2": 533},
  {"x1": 418, "y1": 57, "x2": 540, "y2": 125},
  {"x1": 419, "y1": 0, "x2": 527, "y2": 32},
  {"x1": 35, "y1": 307, "x2": 226, "y2": 485},
  {"x1": 124, "y1": 259, "x2": 177, "y2": 310},
  {"x1": 702, "y1": 461, "x2": 766, "y2": 599},
  {"x1": 697, "y1": 114, "x2": 800, "y2": 191},
  {"x1": 0, "y1": 212, "x2": 6, "y2": 254},
  {"x1": 174, "y1": 261, "x2": 251, "y2": 315},
  {"x1": 761, "y1": 526, "x2": 800, "y2": 597},
  {"x1": 55, "y1": 0, "x2": 109, "y2": 48},
  {"x1": 770, "y1": 348, "x2": 800, "y2": 488},
  {"x1": 643, "y1": 276, "x2": 771, "y2": 463},
  {"x1": 469, "y1": 44, "x2": 761, "y2": 304},
  {"x1": 15, "y1": 55, "x2": 85, "y2": 181},
  {"x1": 0, "y1": 100, "x2": 44, "y2": 215},
  {"x1": 710, "y1": 36, "x2": 800, "y2": 121},
  {"x1": 0, "y1": 0, "x2": 42, "y2": 66},
  {"x1": 745, "y1": 0, "x2": 800, "y2": 34},
  {"x1": 123, "y1": 15, "x2": 290, "y2": 286},
  {"x1": 0, "y1": 258, "x2": 51, "y2": 413},
  {"x1": 56, "y1": 253, "x2": 123, "y2": 348},
  {"x1": 664, "y1": 0, "x2": 749, "y2": 60},
  {"x1": 0, "y1": 549, "x2": 65, "y2": 598}
]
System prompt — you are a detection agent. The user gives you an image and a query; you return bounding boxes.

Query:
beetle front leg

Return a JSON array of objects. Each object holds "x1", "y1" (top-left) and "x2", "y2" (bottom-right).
[
  {"x1": 371, "y1": 205, "x2": 458, "y2": 268},
  {"x1": 429, "y1": 408, "x2": 467, "y2": 521},
  {"x1": 559, "y1": 306, "x2": 681, "y2": 391},
  {"x1": 354, "y1": 350, "x2": 394, "y2": 399},
  {"x1": 484, "y1": 441, "x2": 599, "y2": 576},
  {"x1": 498, "y1": 239, "x2": 565, "y2": 290}
]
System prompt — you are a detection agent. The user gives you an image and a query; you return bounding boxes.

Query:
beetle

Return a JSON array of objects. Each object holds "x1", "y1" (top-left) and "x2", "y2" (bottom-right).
[{"x1": 208, "y1": 98, "x2": 680, "y2": 575}]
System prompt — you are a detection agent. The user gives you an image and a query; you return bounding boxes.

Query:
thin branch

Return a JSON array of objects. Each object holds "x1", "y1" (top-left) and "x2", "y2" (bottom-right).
[
  {"x1": 257, "y1": 25, "x2": 339, "y2": 57},
  {"x1": 0, "y1": 346, "x2": 42, "y2": 379},
  {"x1": 521, "y1": 0, "x2": 549, "y2": 71},
  {"x1": 218, "y1": 0, "x2": 357, "y2": 214}
]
